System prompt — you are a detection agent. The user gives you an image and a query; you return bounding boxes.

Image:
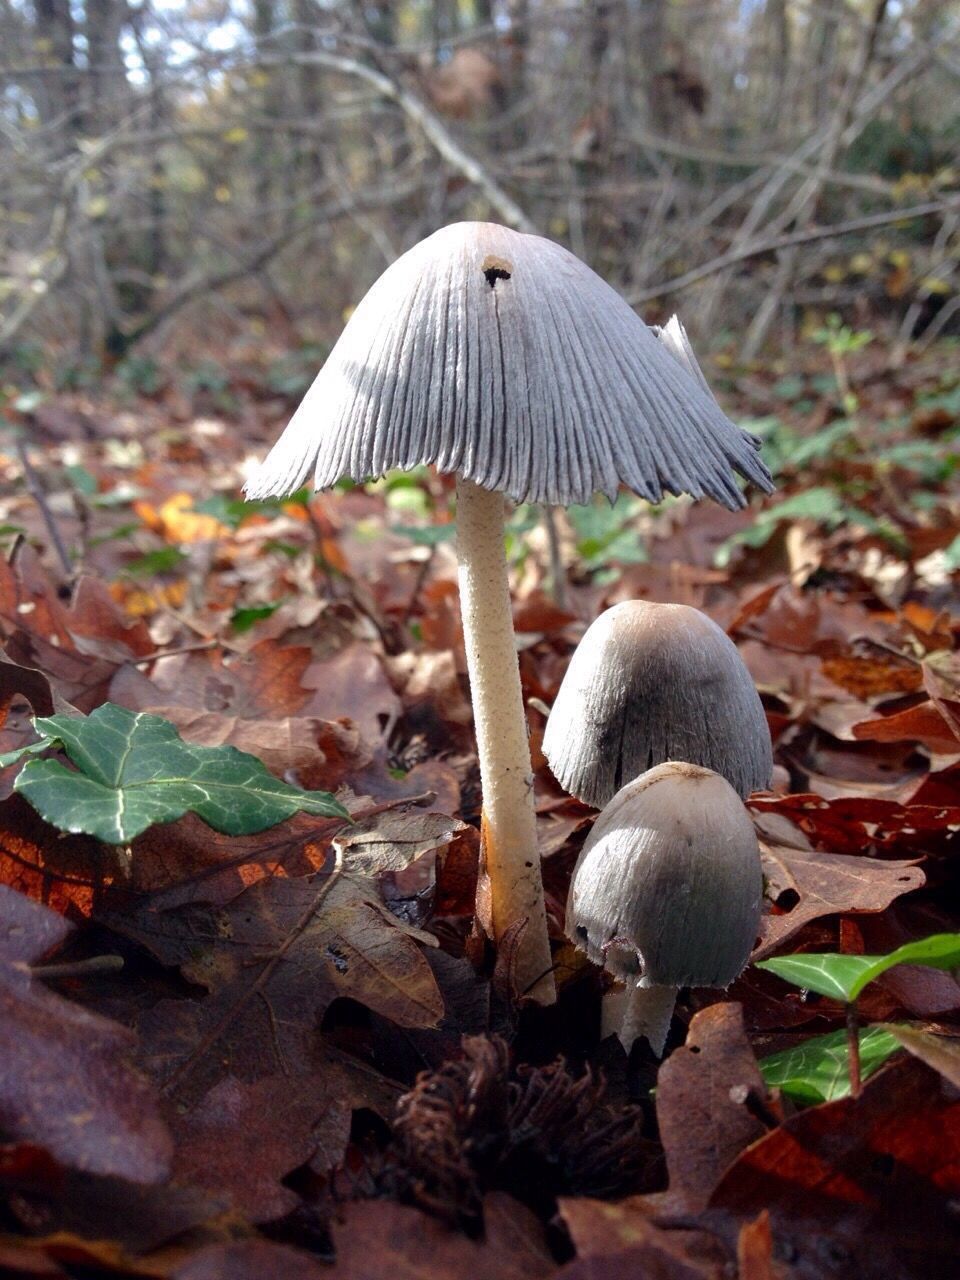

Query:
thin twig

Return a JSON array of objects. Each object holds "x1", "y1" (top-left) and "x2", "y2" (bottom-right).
[
  {"x1": 31, "y1": 955, "x2": 125, "y2": 980},
  {"x1": 131, "y1": 639, "x2": 219, "y2": 667},
  {"x1": 14, "y1": 438, "x2": 73, "y2": 578}
]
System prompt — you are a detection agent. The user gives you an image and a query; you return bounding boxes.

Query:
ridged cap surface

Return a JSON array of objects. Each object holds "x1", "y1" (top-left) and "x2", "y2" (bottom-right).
[
  {"x1": 245, "y1": 222, "x2": 773, "y2": 508},
  {"x1": 543, "y1": 600, "x2": 773, "y2": 807},
  {"x1": 566, "y1": 762, "x2": 763, "y2": 988}
]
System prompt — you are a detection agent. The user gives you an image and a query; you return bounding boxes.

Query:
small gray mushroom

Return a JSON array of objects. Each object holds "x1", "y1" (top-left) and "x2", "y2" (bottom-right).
[
  {"x1": 543, "y1": 600, "x2": 772, "y2": 808},
  {"x1": 567, "y1": 761, "x2": 763, "y2": 1054},
  {"x1": 245, "y1": 222, "x2": 772, "y2": 1004}
]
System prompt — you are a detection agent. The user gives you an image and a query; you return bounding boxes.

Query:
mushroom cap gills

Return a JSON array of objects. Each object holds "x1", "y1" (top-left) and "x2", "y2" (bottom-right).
[{"x1": 245, "y1": 222, "x2": 773, "y2": 509}]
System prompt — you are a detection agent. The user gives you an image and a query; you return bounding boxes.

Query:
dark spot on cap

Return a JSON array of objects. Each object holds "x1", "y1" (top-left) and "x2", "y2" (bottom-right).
[{"x1": 482, "y1": 255, "x2": 512, "y2": 288}]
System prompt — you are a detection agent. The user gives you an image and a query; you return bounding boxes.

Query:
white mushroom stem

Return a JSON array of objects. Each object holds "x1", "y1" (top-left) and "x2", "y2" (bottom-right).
[
  {"x1": 603, "y1": 983, "x2": 678, "y2": 1057},
  {"x1": 456, "y1": 476, "x2": 556, "y2": 1005}
]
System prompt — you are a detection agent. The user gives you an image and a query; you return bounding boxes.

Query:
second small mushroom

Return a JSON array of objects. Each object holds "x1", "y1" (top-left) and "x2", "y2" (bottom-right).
[
  {"x1": 543, "y1": 600, "x2": 772, "y2": 809},
  {"x1": 567, "y1": 761, "x2": 764, "y2": 1054}
]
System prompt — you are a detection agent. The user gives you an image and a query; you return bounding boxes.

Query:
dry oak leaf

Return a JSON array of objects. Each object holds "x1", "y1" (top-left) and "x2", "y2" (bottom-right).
[
  {"x1": 0, "y1": 545, "x2": 152, "y2": 662},
  {"x1": 173, "y1": 1241, "x2": 329, "y2": 1280},
  {"x1": 0, "y1": 550, "x2": 146, "y2": 711},
  {"x1": 556, "y1": 1198, "x2": 720, "y2": 1279},
  {"x1": 0, "y1": 885, "x2": 172, "y2": 1182},
  {"x1": 0, "y1": 794, "x2": 101, "y2": 915},
  {"x1": 302, "y1": 645, "x2": 402, "y2": 745},
  {"x1": 332, "y1": 809, "x2": 468, "y2": 876},
  {"x1": 115, "y1": 869, "x2": 443, "y2": 1099},
  {"x1": 750, "y1": 791, "x2": 960, "y2": 857},
  {"x1": 171, "y1": 1073, "x2": 351, "y2": 1222},
  {"x1": 852, "y1": 701, "x2": 960, "y2": 754},
  {"x1": 756, "y1": 843, "x2": 925, "y2": 959},
  {"x1": 109, "y1": 639, "x2": 315, "y2": 719},
  {"x1": 654, "y1": 1003, "x2": 775, "y2": 1212},
  {"x1": 329, "y1": 1194, "x2": 555, "y2": 1280},
  {"x1": 708, "y1": 1056, "x2": 960, "y2": 1279}
]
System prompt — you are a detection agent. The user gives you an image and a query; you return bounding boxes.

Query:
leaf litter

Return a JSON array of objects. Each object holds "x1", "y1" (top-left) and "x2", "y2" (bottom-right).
[{"x1": 0, "y1": 341, "x2": 958, "y2": 1275}]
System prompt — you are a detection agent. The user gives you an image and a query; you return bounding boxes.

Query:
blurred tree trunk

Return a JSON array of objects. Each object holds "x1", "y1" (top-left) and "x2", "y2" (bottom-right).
[
  {"x1": 363, "y1": 3, "x2": 396, "y2": 46},
  {"x1": 292, "y1": 0, "x2": 327, "y2": 196},
  {"x1": 85, "y1": 0, "x2": 128, "y2": 134},
  {"x1": 767, "y1": 0, "x2": 791, "y2": 139},
  {"x1": 33, "y1": 0, "x2": 79, "y2": 139},
  {"x1": 433, "y1": 0, "x2": 460, "y2": 44},
  {"x1": 810, "y1": 2, "x2": 840, "y2": 126},
  {"x1": 637, "y1": 0, "x2": 668, "y2": 132},
  {"x1": 505, "y1": 0, "x2": 530, "y2": 147},
  {"x1": 252, "y1": 0, "x2": 277, "y2": 215}
]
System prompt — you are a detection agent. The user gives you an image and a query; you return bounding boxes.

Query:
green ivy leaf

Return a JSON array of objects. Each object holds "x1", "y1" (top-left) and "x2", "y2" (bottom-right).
[
  {"x1": 756, "y1": 933, "x2": 960, "y2": 1003},
  {"x1": 0, "y1": 739, "x2": 52, "y2": 769},
  {"x1": 14, "y1": 704, "x2": 348, "y2": 844},
  {"x1": 758, "y1": 1025, "x2": 901, "y2": 1104}
]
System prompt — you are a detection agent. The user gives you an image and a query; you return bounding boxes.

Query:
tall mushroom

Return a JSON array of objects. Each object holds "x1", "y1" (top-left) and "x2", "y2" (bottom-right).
[
  {"x1": 567, "y1": 761, "x2": 763, "y2": 1054},
  {"x1": 245, "y1": 221, "x2": 773, "y2": 1004},
  {"x1": 543, "y1": 599, "x2": 773, "y2": 808}
]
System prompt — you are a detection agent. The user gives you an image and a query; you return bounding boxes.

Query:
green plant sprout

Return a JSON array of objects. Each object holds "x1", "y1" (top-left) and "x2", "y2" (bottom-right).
[
  {"x1": 756, "y1": 933, "x2": 960, "y2": 1100},
  {"x1": 810, "y1": 313, "x2": 873, "y2": 417}
]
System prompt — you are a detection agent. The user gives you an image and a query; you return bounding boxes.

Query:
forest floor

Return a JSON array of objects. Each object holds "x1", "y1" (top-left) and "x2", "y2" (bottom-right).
[{"x1": 0, "y1": 331, "x2": 958, "y2": 1279}]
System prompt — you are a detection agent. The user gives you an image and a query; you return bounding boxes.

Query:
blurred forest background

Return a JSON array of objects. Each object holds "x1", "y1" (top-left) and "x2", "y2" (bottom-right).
[{"x1": 1, "y1": 0, "x2": 958, "y2": 383}]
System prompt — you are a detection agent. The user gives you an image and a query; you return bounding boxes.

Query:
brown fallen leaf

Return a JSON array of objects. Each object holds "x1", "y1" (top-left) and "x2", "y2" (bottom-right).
[
  {"x1": 737, "y1": 1210, "x2": 776, "y2": 1280},
  {"x1": 170, "y1": 1073, "x2": 351, "y2": 1221},
  {"x1": 0, "y1": 550, "x2": 149, "y2": 708},
  {"x1": 708, "y1": 1056, "x2": 960, "y2": 1278},
  {"x1": 302, "y1": 645, "x2": 402, "y2": 744},
  {"x1": 0, "y1": 794, "x2": 111, "y2": 914},
  {"x1": 173, "y1": 1240, "x2": 329, "y2": 1280},
  {"x1": 111, "y1": 868, "x2": 443, "y2": 1100},
  {"x1": 820, "y1": 649, "x2": 923, "y2": 699},
  {"x1": 0, "y1": 1240, "x2": 67, "y2": 1277},
  {"x1": 556, "y1": 1197, "x2": 723, "y2": 1279},
  {"x1": 0, "y1": 886, "x2": 173, "y2": 1182},
  {"x1": 109, "y1": 638, "x2": 314, "y2": 718},
  {"x1": 332, "y1": 809, "x2": 468, "y2": 876},
  {"x1": 3, "y1": 1166, "x2": 223, "y2": 1260},
  {"x1": 852, "y1": 700, "x2": 960, "y2": 754},
  {"x1": 751, "y1": 791, "x2": 960, "y2": 857},
  {"x1": 886, "y1": 1025, "x2": 960, "y2": 1088},
  {"x1": 329, "y1": 1194, "x2": 555, "y2": 1280},
  {"x1": 654, "y1": 1004, "x2": 776, "y2": 1212},
  {"x1": 0, "y1": 658, "x2": 57, "y2": 719},
  {"x1": 756, "y1": 843, "x2": 925, "y2": 959}
]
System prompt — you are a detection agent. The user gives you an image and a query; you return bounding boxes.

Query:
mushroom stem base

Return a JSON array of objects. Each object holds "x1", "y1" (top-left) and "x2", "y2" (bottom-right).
[
  {"x1": 603, "y1": 983, "x2": 678, "y2": 1057},
  {"x1": 456, "y1": 476, "x2": 555, "y2": 1005}
]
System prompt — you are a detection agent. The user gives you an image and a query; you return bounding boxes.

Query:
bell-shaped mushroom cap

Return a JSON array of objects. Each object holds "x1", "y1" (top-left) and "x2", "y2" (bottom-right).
[
  {"x1": 245, "y1": 222, "x2": 773, "y2": 509},
  {"x1": 567, "y1": 762, "x2": 763, "y2": 989},
  {"x1": 543, "y1": 600, "x2": 772, "y2": 807}
]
